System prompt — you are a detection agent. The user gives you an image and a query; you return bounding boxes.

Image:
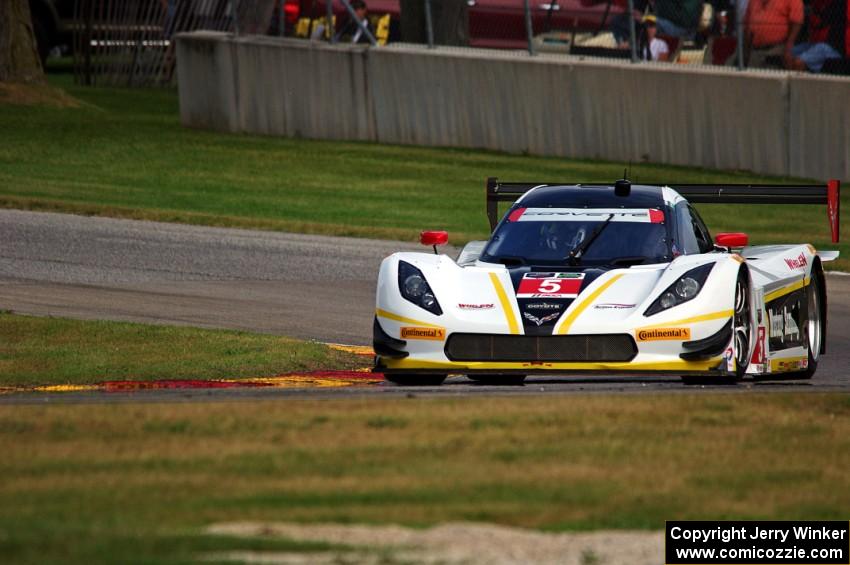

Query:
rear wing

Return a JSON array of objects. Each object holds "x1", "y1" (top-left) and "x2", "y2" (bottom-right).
[{"x1": 485, "y1": 177, "x2": 841, "y2": 243}]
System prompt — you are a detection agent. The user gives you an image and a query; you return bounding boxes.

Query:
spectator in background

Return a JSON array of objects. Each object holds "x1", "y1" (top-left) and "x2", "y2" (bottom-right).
[
  {"x1": 641, "y1": 14, "x2": 672, "y2": 59},
  {"x1": 611, "y1": 0, "x2": 649, "y2": 47},
  {"x1": 788, "y1": 0, "x2": 845, "y2": 71},
  {"x1": 335, "y1": 0, "x2": 371, "y2": 43},
  {"x1": 744, "y1": 0, "x2": 804, "y2": 67},
  {"x1": 655, "y1": 0, "x2": 704, "y2": 38}
]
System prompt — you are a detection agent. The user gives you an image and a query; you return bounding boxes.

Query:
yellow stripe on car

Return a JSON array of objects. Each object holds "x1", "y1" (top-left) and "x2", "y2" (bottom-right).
[
  {"x1": 764, "y1": 277, "x2": 809, "y2": 303},
  {"x1": 375, "y1": 308, "x2": 443, "y2": 329},
  {"x1": 489, "y1": 272, "x2": 520, "y2": 334},
  {"x1": 381, "y1": 356, "x2": 725, "y2": 372},
  {"x1": 556, "y1": 274, "x2": 624, "y2": 334},
  {"x1": 639, "y1": 309, "x2": 733, "y2": 330}
]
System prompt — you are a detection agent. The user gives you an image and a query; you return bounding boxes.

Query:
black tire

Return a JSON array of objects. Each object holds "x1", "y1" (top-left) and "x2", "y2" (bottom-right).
[
  {"x1": 467, "y1": 374, "x2": 526, "y2": 385},
  {"x1": 383, "y1": 374, "x2": 446, "y2": 386},
  {"x1": 681, "y1": 267, "x2": 752, "y2": 385},
  {"x1": 731, "y1": 267, "x2": 753, "y2": 379}
]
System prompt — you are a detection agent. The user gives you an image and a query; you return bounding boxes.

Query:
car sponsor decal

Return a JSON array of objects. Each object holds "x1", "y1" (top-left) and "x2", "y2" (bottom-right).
[
  {"x1": 766, "y1": 286, "x2": 805, "y2": 351},
  {"x1": 784, "y1": 252, "x2": 808, "y2": 270},
  {"x1": 770, "y1": 356, "x2": 808, "y2": 373},
  {"x1": 457, "y1": 303, "x2": 495, "y2": 310},
  {"x1": 400, "y1": 327, "x2": 446, "y2": 340},
  {"x1": 525, "y1": 302, "x2": 562, "y2": 310},
  {"x1": 724, "y1": 346, "x2": 736, "y2": 373},
  {"x1": 517, "y1": 272, "x2": 585, "y2": 298},
  {"x1": 513, "y1": 208, "x2": 665, "y2": 223},
  {"x1": 522, "y1": 311, "x2": 561, "y2": 326},
  {"x1": 594, "y1": 303, "x2": 636, "y2": 310},
  {"x1": 636, "y1": 327, "x2": 691, "y2": 341},
  {"x1": 750, "y1": 326, "x2": 766, "y2": 365}
]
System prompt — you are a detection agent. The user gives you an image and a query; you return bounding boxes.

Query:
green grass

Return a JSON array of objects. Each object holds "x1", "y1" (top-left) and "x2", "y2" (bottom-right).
[
  {"x1": 0, "y1": 74, "x2": 846, "y2": 269},
  {"x1": 0, "y1": 313, "x2": 361, "y2": 387},
  {"x1": 1, "y1": 394, "x2": 849, "y2": 563}
]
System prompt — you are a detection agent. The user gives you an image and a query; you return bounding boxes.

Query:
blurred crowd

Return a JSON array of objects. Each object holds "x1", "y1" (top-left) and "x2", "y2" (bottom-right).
[
  {"x1": 609, "y1": 0, "x2": 849, "y2": 71},
  {"x1": 268, "y1": 0, "x2": 850, "y2": 73}
]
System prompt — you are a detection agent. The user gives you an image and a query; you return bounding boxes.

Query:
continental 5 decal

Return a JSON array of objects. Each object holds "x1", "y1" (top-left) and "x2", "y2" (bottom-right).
[
  {"x1": 517, "y1": 272, "x2": 585, "y2": 298},
  {"x1": 400, "y1": 327, "x2": 446, "y2": 340},
  {"x1": 636, "y1": 327, "x2": 691, "y2": 341},
  {"x1": 510, "y1": 208, "x2": 665, "y2": 223}
]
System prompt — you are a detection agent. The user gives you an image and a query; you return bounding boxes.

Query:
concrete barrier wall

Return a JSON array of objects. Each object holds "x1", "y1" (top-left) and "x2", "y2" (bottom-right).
[
  {"x1": 177, "y1": 31, "x2": 849, "y2": 180},
  {"x1": 177, "y1": 35, "x2": 239, "y2": 132},
  {"x1": 789, "y1": 75, "x2": 850, "y2": 181}
]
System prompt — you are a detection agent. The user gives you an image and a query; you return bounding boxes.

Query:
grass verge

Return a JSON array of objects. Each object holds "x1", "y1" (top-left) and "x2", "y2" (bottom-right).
[
  {"x1": 0, "y1": 394, "x2": 848, "y2": 563},
  {"x1": 0, "y1": 74, "x2": 846, "y2": 269},
  {"x1": 0, "y1": 312, "x2": 361, "y2": 387}
]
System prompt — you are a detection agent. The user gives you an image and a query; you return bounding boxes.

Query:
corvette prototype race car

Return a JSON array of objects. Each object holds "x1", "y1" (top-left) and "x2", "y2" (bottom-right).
[{"x1": 374, "y1": 178, "x2": 841, "y2": 385}]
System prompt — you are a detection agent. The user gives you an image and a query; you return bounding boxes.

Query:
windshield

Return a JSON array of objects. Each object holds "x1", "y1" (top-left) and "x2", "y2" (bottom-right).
[{"x1": 480, "y1": 207, "x2": 671, "y2": 266}]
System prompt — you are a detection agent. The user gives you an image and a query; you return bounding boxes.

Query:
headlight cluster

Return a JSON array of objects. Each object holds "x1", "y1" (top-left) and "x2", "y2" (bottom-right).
[
  {"x1": 398, "y1": 261, "x2": 443, "y2": 315},
  {"x1": 644, "y1": 263, "x2": 715, "y2": 316}
]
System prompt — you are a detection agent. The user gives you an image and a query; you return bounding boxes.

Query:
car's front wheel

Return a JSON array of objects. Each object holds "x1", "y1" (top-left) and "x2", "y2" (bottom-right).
[
  {"x1": 682, "y1": 267, "x2": 752, "y2": 386},
  {"x1": 731, "y1": 267, "x2": 753, "y2": 379},
  {"x1": 383, "y1": 374, "x2": 447, "y2": 386}
]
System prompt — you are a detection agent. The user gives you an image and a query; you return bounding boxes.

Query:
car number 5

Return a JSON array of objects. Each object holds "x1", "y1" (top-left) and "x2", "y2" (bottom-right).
[{"x1": 538, "y1": 279, "x2": 561, "y2": 293}]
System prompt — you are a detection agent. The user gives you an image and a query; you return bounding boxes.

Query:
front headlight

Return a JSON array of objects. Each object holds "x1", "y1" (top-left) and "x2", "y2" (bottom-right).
[
  {"x1": 398, "y1": 261, "x2": 443, "y2": 315},
  {"x1": 644, "y1": 263, "x2": 715, "y2": 316}
]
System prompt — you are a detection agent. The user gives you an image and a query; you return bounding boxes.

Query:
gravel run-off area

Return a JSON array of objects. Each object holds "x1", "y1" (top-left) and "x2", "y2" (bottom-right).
[{"x1": 206, "y1": 522, "x2": 663, "y2": 564}]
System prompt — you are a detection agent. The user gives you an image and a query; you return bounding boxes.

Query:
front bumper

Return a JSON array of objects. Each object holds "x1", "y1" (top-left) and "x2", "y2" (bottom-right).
[{"x1": 373, "y1": 313, "x2": 734, "y2": 377}]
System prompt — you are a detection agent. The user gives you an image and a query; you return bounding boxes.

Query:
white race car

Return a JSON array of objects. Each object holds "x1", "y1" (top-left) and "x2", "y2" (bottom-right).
[{"x1": 374, "y1": 178, "x2": 841, "y2": 385}]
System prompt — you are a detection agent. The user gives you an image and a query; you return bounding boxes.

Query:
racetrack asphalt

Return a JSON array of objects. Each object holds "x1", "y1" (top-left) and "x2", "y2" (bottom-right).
[{"x1": 1, "y1": 209, "x2": 848, "y2": 402}]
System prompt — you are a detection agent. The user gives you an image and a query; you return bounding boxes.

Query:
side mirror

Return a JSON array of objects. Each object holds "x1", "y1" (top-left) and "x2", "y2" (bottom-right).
[
  {"x1": 715, "y1": 232, "x2": 749, "y2": 248},
  {"x1": 421, "y1": 231, "x2": 448, "y2": 254}
]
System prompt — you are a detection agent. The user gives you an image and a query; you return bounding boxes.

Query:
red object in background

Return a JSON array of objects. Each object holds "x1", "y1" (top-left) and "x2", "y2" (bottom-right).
[
  {"x1": 846, "y1": 0, "x2": 850, "y2": 56},
  {"x1": 284, "y1": 0, "x2": 300, "y2": 24},
  {"x1": 420, "y1": 230, "x2": 449, "y2": 246},
  {"x1": 715, "y1": 232, "x2": 749, "y2": 248},
  {"x1": 828, "y1": 179, "x2": 840, "y2": 243}
]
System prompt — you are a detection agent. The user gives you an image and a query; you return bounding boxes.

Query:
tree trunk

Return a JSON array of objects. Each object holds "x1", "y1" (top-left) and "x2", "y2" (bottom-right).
[{"x1": 0, "y1": 0, "x2": 44, "y2": 83}]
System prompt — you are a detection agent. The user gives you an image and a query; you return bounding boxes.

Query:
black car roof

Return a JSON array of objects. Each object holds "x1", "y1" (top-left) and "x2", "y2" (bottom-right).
[{"x1": 517, "y1": 184, "x2": 669, "y2": 209}]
